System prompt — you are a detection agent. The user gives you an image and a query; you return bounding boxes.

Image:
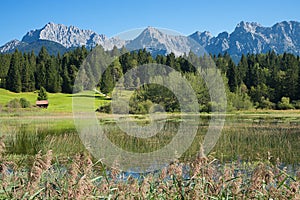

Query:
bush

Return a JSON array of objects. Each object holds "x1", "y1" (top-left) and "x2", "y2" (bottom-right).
[
  {"x1": 129, "y1": 100, "x2": 153, "y2": 114},
  {"x1": 228, "y1": 92, "x2": 253, "y2": 111},
  {"x1": 6, "y1": 98, "x2": 32, "y2": 109},
  {"x1": 199, "y1": 104, "x2": 210, "y2": 113},
  {"x1": 96, "y1": 103, "x2": 112, "y2": 113},
  {"x1": 277, "y1": 97, "x2": 294, "y2": 110},
  {"x1": 19, "y1": 98, "x2": 31, "y2": 108},
  {"x1": 257, "y1": 97, "x2": 275, "y2": 109},
  {"x1": 6, "y1": 98, "x2": 21, "y2": 108},
  {"x1": 292, "y1": 100, "x2": 300, "y2": 109}
]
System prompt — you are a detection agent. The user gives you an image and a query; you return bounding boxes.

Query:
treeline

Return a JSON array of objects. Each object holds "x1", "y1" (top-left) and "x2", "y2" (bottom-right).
[
  {"x1": 0, "y1": 46, "x2": 88, "y2": 93},
  {"x1": 1, "y1": 46, "x2": 300, "y2": 111},
  {"x1": 215, "y1": 51, "x2": 300, "y2": 110}
]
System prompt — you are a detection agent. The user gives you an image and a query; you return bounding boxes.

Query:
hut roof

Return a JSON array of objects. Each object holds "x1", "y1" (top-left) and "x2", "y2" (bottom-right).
[{"x1": 36, "y1": 100, "x2": 49, "y2": 105}]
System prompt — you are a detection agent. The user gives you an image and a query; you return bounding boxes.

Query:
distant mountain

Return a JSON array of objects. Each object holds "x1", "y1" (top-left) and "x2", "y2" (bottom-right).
[
  {"x1": 0, "y1": 39, "x2": 27, "y2": 53},
  {"x1": 16, "y1": 40, "x2": 68, "y2": 55},
  {"x1": 0, "y1": 39, "x2": 68, "y2": 55},
  {"x1": 2, "y1": 21, "x2": 300, "y2": 58},
  {"x1": 190, "y1": 21, "x2": 300, "y2": 59},
  {"x1": 0, "y1": 22, "x2": 126, "y2": 55},
  {"x1": 22, "y1": 22, "x2": 126, "y2": 50},
  {"x1": 189, "y1": 31, "x2": 213, "y2": 47},
  {"x1": 125, "y1": 26, "x2": 204, "y2": 56}
]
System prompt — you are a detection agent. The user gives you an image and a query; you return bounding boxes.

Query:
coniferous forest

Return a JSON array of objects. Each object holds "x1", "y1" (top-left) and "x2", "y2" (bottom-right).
[{"x1": 1, "y1": 45, "x2": 300, "y2": 111}]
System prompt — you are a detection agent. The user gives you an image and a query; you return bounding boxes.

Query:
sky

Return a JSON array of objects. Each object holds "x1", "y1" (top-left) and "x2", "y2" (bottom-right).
[{"x1": 1, "y1": 0, "x2": 300, "y2": 45}]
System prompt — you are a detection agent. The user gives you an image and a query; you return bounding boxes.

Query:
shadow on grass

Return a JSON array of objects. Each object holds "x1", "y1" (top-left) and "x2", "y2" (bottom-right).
[{"x1": 67, "y1": 94, "x2": 109, "y2": 100}]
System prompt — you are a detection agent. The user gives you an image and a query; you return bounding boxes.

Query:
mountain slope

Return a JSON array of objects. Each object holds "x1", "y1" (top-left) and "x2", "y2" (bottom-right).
[
  {"x1": 2, "y1": 21, "x2": 300, "y2": 58},
  {"x1": 126, "y1": 27, "x2": 204, "y2": 56},
  {"x1": 16, "y1": 40, "x2": 67, "y2": 55},
  {"x1": 21, "y1": 22, "x2": 106, "y2": 49},
  {"x1": 0, "y1": 39, "x2": 27, "y2": 53},
  {"x1": 21, "y1": 22, "x2": 126, "y2": 50},
  {"x1": 189, "y1": 21, "x2": 300, "y2": 58}
]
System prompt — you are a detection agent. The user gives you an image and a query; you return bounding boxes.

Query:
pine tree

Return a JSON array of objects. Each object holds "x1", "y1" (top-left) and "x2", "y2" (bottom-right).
[
  {"x1": 226, "y1": 58, "x2": 238, "y2": 92},
  {"x1": 0, "y1": 54, "x2": 11, "y2": 88},
  {"x1": 282, "y1": 53, "x2": 298, "y2": 100},
  {"x1": 6, "y1": 50, "x2": 22, "y2": 93},
  {"x1": 62, "y1": 66, "x2": 73, "y2": 93},
  {"x1": 21, "y1": 55, "x2": 31, "y2": 92},
  {"x1": 237, "y1": 54, "x2": 248, "y2": 85},
  {"x1": 166, "y1": 53, "x2": 176, "y2": 69},
  {"x1": 37, "y1": 86, "x2": 48, "y2": 100},
  {"x1": 100, "y1": 66, "x2": 114, "y2": 94},
  {"x1": 35, "y1": 47, "x2": 49, "y2": 89},
  {"x1": 120, "y1": 46, "x2": 128, "y2": 55},
  {"x1": 46, "y1": 57, "x2": 61, "y2": 93},
  {"x1": 111, "y1": 58, "x2": 123, "y2": 82},
  {"x1": 111, "y1": 45, "x2": 120, "y2": 57}
]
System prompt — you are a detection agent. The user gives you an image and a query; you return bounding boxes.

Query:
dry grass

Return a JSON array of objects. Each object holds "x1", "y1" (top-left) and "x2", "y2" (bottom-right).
[{"x1": 0, "y1": 136, "x2": 299, "y2": 199}]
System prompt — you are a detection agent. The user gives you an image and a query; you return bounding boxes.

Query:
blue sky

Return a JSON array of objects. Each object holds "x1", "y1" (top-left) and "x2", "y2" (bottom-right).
[{"x1": 1, "y1": 0, "x2": 300, "y2": 45}]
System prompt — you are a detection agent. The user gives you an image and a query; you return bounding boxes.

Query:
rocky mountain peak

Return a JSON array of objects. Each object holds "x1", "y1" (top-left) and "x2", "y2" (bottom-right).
[
  {"x1": 235, "y1": 21, "x2": 262, "y2": 33},
  {"x1": 22, "y1": 22, "x2": 107, "y2": 49},
  {"x1": 0, "y1": 39, "x2": 27, "y2": 53},
  {"x1": 140, "y1": 26, "x2": 164, "y2": 39},
  {"x1": 2, "y1": 21, "x2": 300, "y2": 60}
]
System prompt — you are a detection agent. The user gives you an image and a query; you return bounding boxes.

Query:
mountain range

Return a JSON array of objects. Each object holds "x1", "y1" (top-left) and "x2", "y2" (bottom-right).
[{"x1": 1, "y1": 21, "x2": 300, "y2": 59}]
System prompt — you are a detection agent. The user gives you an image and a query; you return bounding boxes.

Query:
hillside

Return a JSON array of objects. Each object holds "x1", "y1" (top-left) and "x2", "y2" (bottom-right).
[{"x1": 0, "y1": 88, "x2": 109, "y2": 113}]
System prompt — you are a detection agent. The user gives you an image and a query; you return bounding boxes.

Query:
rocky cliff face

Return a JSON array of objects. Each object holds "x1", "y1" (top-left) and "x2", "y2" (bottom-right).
[
  {"x1": 126, "y1": 26, "x2": 204, "y2": 56},
  {"x1": 21, "y1": 22, "x2": 126, "y2": 50},
  {"x1": 189, "y1": 21, "x2": 300, "y2": 57},
  {"x1": 2, "y1": 21, "x2": 300, "y2": 58}
]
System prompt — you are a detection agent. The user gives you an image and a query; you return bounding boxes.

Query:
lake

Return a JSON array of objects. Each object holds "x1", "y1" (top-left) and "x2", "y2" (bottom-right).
[{"x1": 1, "y1": 113, "x2": 299, "y2": 167}]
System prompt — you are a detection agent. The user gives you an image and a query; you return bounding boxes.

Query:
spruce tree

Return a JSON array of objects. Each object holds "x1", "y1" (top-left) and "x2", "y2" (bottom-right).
[
  {"x1": 21, "y1": 55, "x2": 31, "y2": 92},
  {"x1": 226, "y1": 58, "x2": 238, "y2": 92},
  {"x1": 46, "y1": 57, "x2": 61, "y2": 93},
  {"x1": 35, "y1": 47, "x2": 49, "y2": 89},
  {"x1": 6, "y1": 50, "x2": 22, "y2": 93},
  {"x1": 0, "y1": 54, "x2": 11, "y2": 88},
  {"x1": 62, "y1": 66, "x2": 72, "y2": 93},
  {"x1": 100, "y1": 66, "x2": 114, "y2": 94},
  {"x1": 37, "y1": 86, "x2": 48, "y2": 100}
]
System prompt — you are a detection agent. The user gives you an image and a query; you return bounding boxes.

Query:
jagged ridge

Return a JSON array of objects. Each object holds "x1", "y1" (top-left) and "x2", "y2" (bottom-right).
[{"x1": 2, "y1": 21, "x2": 300, "y2": 58}]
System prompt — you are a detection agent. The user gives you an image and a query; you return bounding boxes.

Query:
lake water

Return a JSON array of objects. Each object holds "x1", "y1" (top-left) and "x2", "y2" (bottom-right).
[{"x1": 1, "y1": 114, "x2": 300, "y2": 167}]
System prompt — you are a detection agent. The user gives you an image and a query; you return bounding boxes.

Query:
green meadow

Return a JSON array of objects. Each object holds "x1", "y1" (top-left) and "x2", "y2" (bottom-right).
[
  {"x1": 0, "y1": 88, "x2": 110, "y2": 113},
  {"x1": 0, "y1": 88, "x2": 300, "y2": 163},
  {"x1": 1, "y1": 88, "x2": 300, "y2": 199}
]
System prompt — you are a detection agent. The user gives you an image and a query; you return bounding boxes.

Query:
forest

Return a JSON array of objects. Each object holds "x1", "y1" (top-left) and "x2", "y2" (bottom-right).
[{"x1": 1, "y1": 45, "x2": 300, "y2": 112}]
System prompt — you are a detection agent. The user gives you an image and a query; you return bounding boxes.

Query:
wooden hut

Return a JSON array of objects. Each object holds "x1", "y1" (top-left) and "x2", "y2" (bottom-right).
[{"x1": 36, "y1": 100, "x2": 49, "y2": 108}]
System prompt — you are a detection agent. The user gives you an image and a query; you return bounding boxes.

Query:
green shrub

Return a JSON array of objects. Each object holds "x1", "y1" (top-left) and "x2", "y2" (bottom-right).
[
  {"x1": 19, "y1": 98, "x2": 31, "y2": 108},
  {"x1": 97, "y1": 103, "x2": 112, "y2": 113},
  {"x1": 258, "y1": 97, "x2": 275, "y2": 109},
  {"x1": 6, "y1": 98, "x2": 21, "y2": 108},
  {"x1": 277, "y1": 97, "x2": 294, "y2": 110},
  {"x1": 228, "y1": 92, "x2": 253, "y2": 110},
  {"x1": 6, "y1": 98, "x2": 31, "y2": 109},
  {"x1": 292, "y1": 100, "x2": 300, "y2": 109},
  {"x1": 199, "y1": 104, "x2": 210, "y2": 113},
  {"x1": 129, "y1": 100, "x2": 149, "y2": 114}
]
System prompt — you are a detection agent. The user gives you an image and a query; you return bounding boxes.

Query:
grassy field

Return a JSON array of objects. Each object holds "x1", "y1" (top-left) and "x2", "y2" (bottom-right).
[
  {"x1": 0, "y1": 88, "x2": 110, "y2": 113},
  {"x1": 1, "y1": 88, "x2": 300, "y2": 198}
]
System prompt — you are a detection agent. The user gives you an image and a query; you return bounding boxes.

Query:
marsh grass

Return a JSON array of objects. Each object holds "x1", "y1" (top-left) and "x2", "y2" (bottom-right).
[
  {"x1": 0, "y1": 138, "x2": 299, "y2": 199},
  {"x1": 5, "y1": 125, "x2": 85, "y2": 159},
  {"x1": 2, "y1": 115, "x2": 300, "y2": 165},
  {"x1": 0, "y1": 116, "x2": 300, "y2": 199}
]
